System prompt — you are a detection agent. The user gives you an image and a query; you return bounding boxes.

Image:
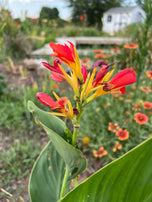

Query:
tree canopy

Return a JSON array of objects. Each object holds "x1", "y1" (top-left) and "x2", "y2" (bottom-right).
[
  {"x1": 39, "y1": 7, "x2": 59, "y2": 22},
  {"x1": 66, "y1": 0, "x2": 124, "y2": 28}
]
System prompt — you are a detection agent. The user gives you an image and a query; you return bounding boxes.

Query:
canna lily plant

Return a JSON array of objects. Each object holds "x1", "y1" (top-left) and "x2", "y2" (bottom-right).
[{"x1": 28, "y1": 41, "x2": 152, "y2": 202}]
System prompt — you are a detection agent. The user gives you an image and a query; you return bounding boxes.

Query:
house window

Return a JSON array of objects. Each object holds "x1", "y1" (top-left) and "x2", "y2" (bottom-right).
[{"x1": 107, "y1": 15, "x2": 112, "y2": 22}]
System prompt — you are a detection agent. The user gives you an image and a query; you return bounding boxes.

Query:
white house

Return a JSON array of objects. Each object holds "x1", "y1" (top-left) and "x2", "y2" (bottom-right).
[{"x1": 102, "y1": 6, "x2": 146, "y2": 34}]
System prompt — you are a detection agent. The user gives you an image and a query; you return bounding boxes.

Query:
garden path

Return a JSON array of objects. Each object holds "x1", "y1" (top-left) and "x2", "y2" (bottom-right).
[{"x1": 31, "y1": 36, "x2": 131, "y2": 57}]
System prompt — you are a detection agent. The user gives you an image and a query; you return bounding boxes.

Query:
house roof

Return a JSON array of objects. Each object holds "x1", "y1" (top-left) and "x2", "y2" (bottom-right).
[{"x1": 104, "y1": 6, "x2": 140, "y2": 14}]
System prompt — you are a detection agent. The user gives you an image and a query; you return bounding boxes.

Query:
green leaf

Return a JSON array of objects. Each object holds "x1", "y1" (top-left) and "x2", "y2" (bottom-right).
[
  {"x1": 28, "y1": 100, "x2": 72, "y2": 142},
  {"x1": 61, "y1": 138, "x2": 152, "y2": 202},
  {"x1": 29, "y1": 141, "x2": 66, "y2": 202},
  {"x1": 28, "y1": 100, "x2": 87, "y2": 179}
]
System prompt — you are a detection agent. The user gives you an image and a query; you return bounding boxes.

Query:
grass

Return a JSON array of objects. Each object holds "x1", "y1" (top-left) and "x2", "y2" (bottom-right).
[{"x1": 0, "y1": 73, "x2": 54, "y2": 200}]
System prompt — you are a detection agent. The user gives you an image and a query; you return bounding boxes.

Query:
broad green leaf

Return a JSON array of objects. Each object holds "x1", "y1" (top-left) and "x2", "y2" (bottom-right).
[
  {"x1": 28, "y1": 100, "x2": 72, "y2": 142},
  {"x1": 61, "y1": 138, "x2": 152, "y2": 202},
  {"x1": 42, "y1": 122, "x2": 87, "y2": 179},
  {"x1": 29, "y1": 141, "x2": 66, "y2": 202},
  {"x1": 28, "y1": 100, "x2": 87, "y2": 179}
]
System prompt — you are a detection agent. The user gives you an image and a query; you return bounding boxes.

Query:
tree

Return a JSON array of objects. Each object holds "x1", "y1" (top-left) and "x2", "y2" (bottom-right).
[
  {"x1": 66, "y1": 0, "x2": 124, "y2": 28},
  {"x1": 39, "y1": 7, "x2": 59, "y2": 22}
]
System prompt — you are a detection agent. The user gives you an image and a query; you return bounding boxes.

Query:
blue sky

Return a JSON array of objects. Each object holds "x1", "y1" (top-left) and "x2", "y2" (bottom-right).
[{"x1": 0, "y1": 0, "x2": 72, "y2": 20}]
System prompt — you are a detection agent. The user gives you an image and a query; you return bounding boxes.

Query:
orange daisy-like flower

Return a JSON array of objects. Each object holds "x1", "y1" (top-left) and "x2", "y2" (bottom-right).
[
  {"x1": 108, "y1": 122, "x2": 119, "y2": 132},
  {"x1": 113, "y1": 142, "x2": 122, "y2": 152},
  {"x1": 93, "y1": 50, "x2": 103, "y2": 53},
  {"x1": 93, "y1": 147, "x2": 108, "y2": 158},
  {"x1": 134, "y1": 113, "x2": 149, "y2": 125},
  {"x1": 94, "y1": 54, "x2": 106, "y2": 59},
  {"x1": 111, "y1": 48, "x2": 120, "y2": 53},
  {"x1": 140, "y1": 86, "x2": 151, "y2": 94},
  {"x1": 124, "y1": 43, "x2": 138, "y2": 49},
  {"x1": 81, "y1": 58, "x2": 91, "y2": 64},
  {"x1": 132, "y1": 103, "x2": 141, "y2": 111},
  {"x1": 116, "y1": 129, "x2": 129, "y2": 141},
  {"x1": 142, "y1": 101, "x2": 152, "y2": 109},
  {"x1": 146, "y1": 71, "x2": 152, "y2": 79}
]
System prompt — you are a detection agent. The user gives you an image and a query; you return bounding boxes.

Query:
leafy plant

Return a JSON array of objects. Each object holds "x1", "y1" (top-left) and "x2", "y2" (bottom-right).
[
  {"x1": 0, "y1": 73, "x2": 6, "y2": 95},
  {"x1": 25, "y1": 37, "x2": 152, "y2": 202}
]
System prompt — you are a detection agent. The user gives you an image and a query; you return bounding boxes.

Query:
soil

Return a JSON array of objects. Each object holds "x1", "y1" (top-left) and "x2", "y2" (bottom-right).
[
  {"x1": 0, "y1": 60, "x2": 104, "y2": 202},
  {"x1": 0, "y1": 60, "x2": 41, "y2": 88}
]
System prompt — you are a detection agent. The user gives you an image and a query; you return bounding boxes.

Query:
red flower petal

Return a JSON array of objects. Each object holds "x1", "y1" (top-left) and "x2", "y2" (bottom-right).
[
  {"x1": 42, "y1": 59, "x2": 63, "y2": 74},
  {"x1": 36, "y1": 92, "x2": 58, "y2": 108},
  {"x1": 110, "y1": 69, "x2": 136, "y2": 89},
  {"x1": 81, "y1": 65, "x2": 87, "y2": 83},
  {"x1": 119, "y1": 87, "x2": 126, "y2": 95},
  {"x1": 51, "y1": 72, "x2": 63, "y2": 82},
  {"x1": 93, "y1": 65, "x2": 109, "y2": 86},
  {"x1": 49, "y1": 41, "x2": 75, "y2": 63}
]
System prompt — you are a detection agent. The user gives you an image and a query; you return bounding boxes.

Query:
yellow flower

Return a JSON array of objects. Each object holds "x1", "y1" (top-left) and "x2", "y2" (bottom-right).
[{"x1": 82, "y1": 136, "x2": 90, "y2": 145}]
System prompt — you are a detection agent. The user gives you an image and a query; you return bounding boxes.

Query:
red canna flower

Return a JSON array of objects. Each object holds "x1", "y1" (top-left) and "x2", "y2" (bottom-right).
[
  {"x1": 113, "y1": 142, "x2": 122, "y2": 152},
  {"x1": 134, "y1": 113, "x2": 149, "y2": 125},
  {"x1": 36, "y1": 92, "x2": 74, "y2": 119},
  {"x1": 142, "y1": 101, "x2": 152, "y2": 109},
  {"x1": 108, "y1": 69, "x2": 136, "y2": 94},
  {"x1": 42, "y1": 59, "x2": 78, "y2": 94},
  {"x1": 124, "y1": 43, "x2": 138, "y2": 49},
  {"x1": 116, "y1": 129, "x2": 129, "y2": 141},
  {"x1": 92, "y1": 61, "x2": 118, "y2": 87},
  {"x1": 49, "y1": 41, "x2": 83, "y2": 85},
  {"x1": 42, "y1": 59, "x2": 64, "y2": 82},
  {"x1": 50, "y1": 41, "x2": 75, "y2": 64},
  {"x1": 92, "y1": 65, "x2": 109, "y2": 87},
  {"x1": 81, "y1": 60, "x2": 136, "y2": 103},
  {"x1": 93, "y1": 147, "x2": 108, "y2": 158}
]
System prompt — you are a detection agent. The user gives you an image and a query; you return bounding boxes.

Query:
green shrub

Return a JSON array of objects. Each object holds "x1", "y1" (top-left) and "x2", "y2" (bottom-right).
[{"x1": 0, "y1": 73, "x2": 6, "y2": 95}]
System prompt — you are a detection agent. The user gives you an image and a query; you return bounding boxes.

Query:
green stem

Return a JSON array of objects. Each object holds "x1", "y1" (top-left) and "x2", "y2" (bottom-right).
[
  {"x1": 72, "y1": 126, "x2": 78, "y2": 146},
  {"x1": 74, "y1": 176, "x2": 78, "y2": 187},
  {"x1": 60, "y1": 166, "x2": 69, "y2": 198}
]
